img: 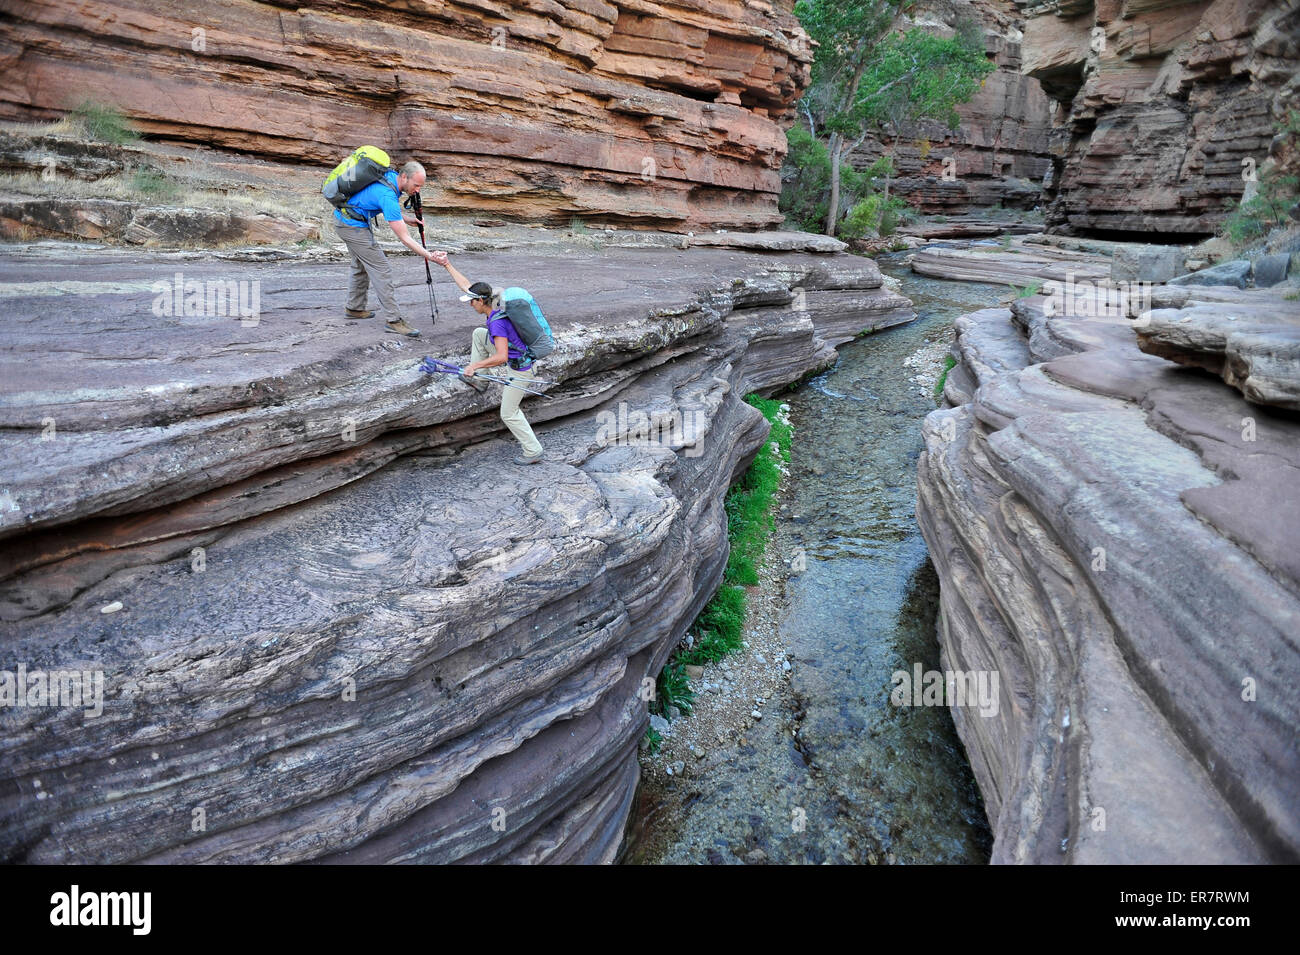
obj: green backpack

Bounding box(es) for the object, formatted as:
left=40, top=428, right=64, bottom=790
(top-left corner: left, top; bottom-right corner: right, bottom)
left=322, top=146, right=397, bottom=220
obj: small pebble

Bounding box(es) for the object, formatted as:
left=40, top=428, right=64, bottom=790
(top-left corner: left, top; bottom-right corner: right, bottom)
left=100, top=601, right=123, bottom=614
left=751, top=709, right=763, bottom=720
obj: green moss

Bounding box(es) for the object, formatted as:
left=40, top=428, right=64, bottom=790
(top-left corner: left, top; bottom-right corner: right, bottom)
left=934, top=354, right=956, bottom=399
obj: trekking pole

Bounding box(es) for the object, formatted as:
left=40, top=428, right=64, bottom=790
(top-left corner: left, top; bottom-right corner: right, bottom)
left=418, top=357, right=555, bottom=399
left=407, top=192, right=438, bottom=327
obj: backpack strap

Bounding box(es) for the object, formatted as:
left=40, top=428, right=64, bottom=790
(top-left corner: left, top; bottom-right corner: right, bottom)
left=341, top=172, right=400, bottom=223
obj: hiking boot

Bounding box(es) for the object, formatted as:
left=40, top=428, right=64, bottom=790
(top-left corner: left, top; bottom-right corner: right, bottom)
left=344, top=308, right=374, bottom=320
left=385, top=319, right=421, bottom=338
left=460, top=373, right=489, bottom=393
left=513, top=450, right=544, bottom=465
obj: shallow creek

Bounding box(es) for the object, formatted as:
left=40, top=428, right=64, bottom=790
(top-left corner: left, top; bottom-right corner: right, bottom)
left=622, top=254, right=1009, bottom=864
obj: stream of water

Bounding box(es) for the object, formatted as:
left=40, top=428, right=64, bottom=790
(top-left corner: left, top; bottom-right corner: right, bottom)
left=623, top=254, right=1009, bottom=864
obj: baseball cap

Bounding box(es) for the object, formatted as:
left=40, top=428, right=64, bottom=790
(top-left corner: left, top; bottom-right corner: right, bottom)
left=461, top=281, right=493, bottom=302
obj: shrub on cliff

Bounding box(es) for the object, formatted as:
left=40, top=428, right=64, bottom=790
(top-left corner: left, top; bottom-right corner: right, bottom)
left=787, top=0, right=995, bottom=236
left=68, top=100, right=139, bottom=145
left=1222, top=110, right=1300, bottom=247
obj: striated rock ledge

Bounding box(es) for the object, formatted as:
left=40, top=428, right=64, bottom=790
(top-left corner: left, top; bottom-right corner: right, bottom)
left=916, top=269, right=1300, bottom=862
left=0, top=243, right=912, bottom=863
left=1020, top=0, right=1300, bottom=237
left=0, top=0, right=813, bottom=230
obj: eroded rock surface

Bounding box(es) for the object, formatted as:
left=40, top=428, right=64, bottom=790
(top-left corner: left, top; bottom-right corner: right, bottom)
left=0, top=243, right=912, bottom=863
left=1022, top=0, right=1300, bottom=236
left=917, top=274, right=1300, bottom=863
left=0, top=0, right=814, bottom=230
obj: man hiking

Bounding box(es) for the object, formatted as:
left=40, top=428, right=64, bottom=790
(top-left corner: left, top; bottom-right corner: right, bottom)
left=334, top=160, right=435, bottom=338
left=431, top=251, right=545, bottom=465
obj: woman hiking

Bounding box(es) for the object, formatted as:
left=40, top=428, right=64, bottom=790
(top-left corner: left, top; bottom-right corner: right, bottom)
left=431, top=251, right=545, bottom=465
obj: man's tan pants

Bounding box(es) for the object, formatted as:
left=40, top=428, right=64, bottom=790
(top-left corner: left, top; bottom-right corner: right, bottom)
left=335, top=219, right=407, bottom=323
left=472, top=327, right=543, bottom=458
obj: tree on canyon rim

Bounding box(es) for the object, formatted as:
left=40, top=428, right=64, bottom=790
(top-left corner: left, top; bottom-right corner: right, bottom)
left=792, top=0, right=995, bottom=236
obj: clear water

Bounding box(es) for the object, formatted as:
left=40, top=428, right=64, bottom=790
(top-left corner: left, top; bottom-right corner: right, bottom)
left=624, top=253, right=1009, bottom=864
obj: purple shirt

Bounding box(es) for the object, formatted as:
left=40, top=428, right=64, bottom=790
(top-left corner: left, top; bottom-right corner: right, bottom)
left=486, top=311, right=532, bottom=368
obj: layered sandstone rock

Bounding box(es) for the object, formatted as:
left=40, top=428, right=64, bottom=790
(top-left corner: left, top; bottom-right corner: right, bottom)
left=0, top=242, right=912, bottom=863
left=917, top=271, right=1300, bottom=862
left=0, top=0, right=813, bottom=230
left=1020, top=0, right=1300, bottom=237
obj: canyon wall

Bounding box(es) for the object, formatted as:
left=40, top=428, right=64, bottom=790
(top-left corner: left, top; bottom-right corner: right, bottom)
left=914, top=245, right=1300, bottom=862
left=0, top=0, right=813, bottom=229
left=849, top=0, right=1055, bottom=214
left=0, top=243, right=912, bottom=863
left=1020, top=0, right=1300, bottom=237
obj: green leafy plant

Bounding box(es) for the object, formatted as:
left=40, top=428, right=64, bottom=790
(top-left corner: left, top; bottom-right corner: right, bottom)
left=69, top=100, right=139, bottom=145
left=841, top=187, right=908, bottom=240
left=1010, top=281, right=1043, bottom=298
left=654, top=661, right=695, bottom=718
left=644, top=727, right=663, bottom=755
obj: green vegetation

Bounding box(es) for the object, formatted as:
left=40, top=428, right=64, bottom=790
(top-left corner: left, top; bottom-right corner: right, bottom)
left=643, top=726, right=663, bottom=755
left=1222, top=110, right=1300, bottom=247
left=934, top=354, right=956, bottom=399
left=785, top=0, right=995, bottom=237
left=655, top=660, right=695, bottom=717
left=69, top=100, right=139, bottom=145
left=649, top=395, right=793, bottom=726
left=130, top=167, right=178, bottom=200
left=1010, top=281, right=1043, bottom=298
left=841, top=175, right=910, bottom=240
